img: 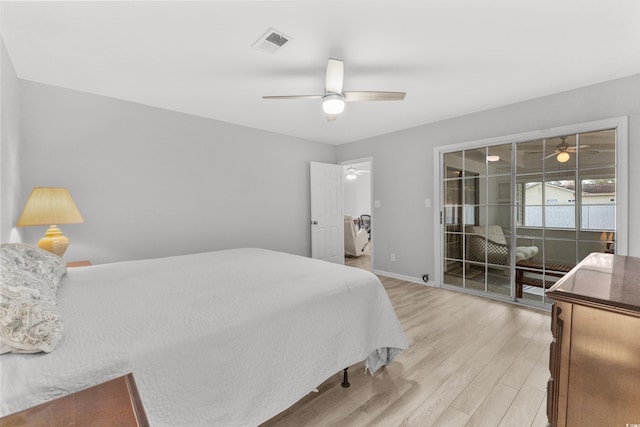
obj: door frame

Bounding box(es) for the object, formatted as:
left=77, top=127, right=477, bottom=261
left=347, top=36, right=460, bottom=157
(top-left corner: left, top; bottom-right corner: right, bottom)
left=339, top=156, right=374, bottom=271
left=433, top=117, right=628, bottom=304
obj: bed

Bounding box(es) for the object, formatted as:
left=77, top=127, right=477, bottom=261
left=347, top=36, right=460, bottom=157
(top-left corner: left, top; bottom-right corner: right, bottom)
left=0, top=245, right=407, bottom=426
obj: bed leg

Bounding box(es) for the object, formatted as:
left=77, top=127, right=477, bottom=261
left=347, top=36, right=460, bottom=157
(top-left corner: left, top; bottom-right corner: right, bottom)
left=341, top=368, right=350, bottom=388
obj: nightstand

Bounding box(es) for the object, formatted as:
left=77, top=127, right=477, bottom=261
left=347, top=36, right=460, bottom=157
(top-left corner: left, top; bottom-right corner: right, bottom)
left=0, top=373, right=149, bottom=426
left=66, top=260, right=92, bottom=267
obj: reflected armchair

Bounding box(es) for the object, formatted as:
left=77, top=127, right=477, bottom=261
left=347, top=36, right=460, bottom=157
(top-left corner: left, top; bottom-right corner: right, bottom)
left=466, top=225, right=538, bottom=265
left=344, top=215, right=369, bottom=257
left=360, top=214, right=371, bottom=240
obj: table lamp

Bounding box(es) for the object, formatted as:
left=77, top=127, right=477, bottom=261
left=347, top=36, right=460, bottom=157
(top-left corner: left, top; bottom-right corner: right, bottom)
left=17, top=187, right=84, bottom=257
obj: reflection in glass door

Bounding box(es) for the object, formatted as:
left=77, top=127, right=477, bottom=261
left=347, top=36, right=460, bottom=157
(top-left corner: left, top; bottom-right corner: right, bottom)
left=441, top=127, right=618, bottom=308
left=514, top=129, right=617, bottom=306
left=443, top=144, right=513, bottom=300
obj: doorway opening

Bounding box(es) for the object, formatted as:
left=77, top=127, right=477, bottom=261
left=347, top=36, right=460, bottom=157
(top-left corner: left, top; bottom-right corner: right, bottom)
left=341, top=158, right=373, bottom=272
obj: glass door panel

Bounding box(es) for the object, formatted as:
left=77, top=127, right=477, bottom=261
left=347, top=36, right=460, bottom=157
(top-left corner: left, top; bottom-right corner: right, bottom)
left=489, top=176, right=511, bottom=204
left=579, top=129, right=616, bottom=168
left=487, top=265, right=510, bottom=297
left=545, top=135, right=577, bottom=172
left=444, top=152, right=464, bottom=173
left=442, top=146, right=512, bottom=299
left=516, top=139, right=544, bottom=174
left=488, top=143, right=512, bottom=174
left=443, top=160, right=465, bottom=288
left=463, top=262, right=486, bottom=292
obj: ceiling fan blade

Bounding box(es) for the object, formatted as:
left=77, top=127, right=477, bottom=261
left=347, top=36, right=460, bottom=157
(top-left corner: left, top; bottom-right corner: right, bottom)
left=262, top=95, right=323, bottom=100
left=326, top=113, right=338, bottom=122
left=572, top=144, right=591, bottom=151
left=344, top=169, right=369, bottom=175
left=325, top=58, right=344, bottom=94
left=344, top=91, right=406, bottom=102
left=543, top=152, right=558, bottom=159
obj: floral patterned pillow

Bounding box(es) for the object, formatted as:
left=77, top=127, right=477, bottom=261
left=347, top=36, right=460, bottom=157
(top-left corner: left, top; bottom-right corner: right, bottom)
left=0, top=244, right=66, bottom=353
left=0, top=243, right=67, bottom=294
left=0, top=284, right=63, bottom=354
left=0, top=263, right=57, bottom=303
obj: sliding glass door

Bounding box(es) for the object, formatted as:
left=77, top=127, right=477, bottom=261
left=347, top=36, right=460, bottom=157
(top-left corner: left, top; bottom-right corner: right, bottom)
left=439, top=121, right=623, bottom=308
left=514, top=129, right=617, bottom=305
left=443, top=144, right=514, bottom=299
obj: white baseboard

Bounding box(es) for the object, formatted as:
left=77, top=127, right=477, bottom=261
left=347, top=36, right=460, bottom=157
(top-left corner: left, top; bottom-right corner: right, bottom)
left=373, top=270, right=435, bottom=287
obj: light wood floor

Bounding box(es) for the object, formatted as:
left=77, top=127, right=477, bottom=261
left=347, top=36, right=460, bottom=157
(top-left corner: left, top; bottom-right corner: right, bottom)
left=262, top=245, right=552, bottom=427
left=344, top=241, right=372, bottom=270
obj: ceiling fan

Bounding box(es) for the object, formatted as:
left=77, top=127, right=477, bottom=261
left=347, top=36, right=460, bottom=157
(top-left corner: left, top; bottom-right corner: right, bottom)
left=544, top=137, right=590, bottom=163
left=263, top=58, right=406, bottom=121
left=344, top=165, right=370, bottom=180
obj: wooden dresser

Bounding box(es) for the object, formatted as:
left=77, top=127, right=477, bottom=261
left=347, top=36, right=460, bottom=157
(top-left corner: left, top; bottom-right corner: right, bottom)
left=0, top=373, right=149, bottom=426
left=546, top=253, right=640, bottom=427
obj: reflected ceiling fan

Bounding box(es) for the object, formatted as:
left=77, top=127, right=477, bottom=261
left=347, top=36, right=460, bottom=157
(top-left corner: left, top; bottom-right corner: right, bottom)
left=263, top=58, right=406, bottom=121
left=544, top=137, right=591, bottom=163
left=344, top=165, right=370, bottom=180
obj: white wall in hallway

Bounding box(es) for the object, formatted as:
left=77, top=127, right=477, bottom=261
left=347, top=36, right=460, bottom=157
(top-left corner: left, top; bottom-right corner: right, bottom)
left=343, top=161, right=371, bottom=220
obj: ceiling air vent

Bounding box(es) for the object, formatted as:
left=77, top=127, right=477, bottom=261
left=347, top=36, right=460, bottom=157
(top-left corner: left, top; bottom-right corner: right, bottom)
left=252, top=28, right=293, bottom=54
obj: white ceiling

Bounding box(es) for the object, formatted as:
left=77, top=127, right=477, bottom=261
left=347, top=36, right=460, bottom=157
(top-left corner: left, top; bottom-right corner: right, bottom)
left=2, top=1, right=639, bottom=145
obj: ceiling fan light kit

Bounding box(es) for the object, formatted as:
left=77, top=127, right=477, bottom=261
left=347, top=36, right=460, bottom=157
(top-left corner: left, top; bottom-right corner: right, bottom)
left=263, top=58, right=405, bottom=121
left=556, top=151, right=571, bottom=163
left=343, top=165, right=370, bottom=180
left=541, top=136, right=591, bottom=163
left=322, top=93, right=345, bottom=114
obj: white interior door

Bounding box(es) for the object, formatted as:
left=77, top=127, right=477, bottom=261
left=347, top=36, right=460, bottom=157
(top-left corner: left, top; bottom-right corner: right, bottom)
left=310, top=161, right=344, bottom=263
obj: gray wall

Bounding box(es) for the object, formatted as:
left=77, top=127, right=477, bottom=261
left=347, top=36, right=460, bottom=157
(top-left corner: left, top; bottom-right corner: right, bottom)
left=337, top=74, right=640, bottom=283
left=0, top=39, right=22, bottom=243
left=6, top=61, right=639, bottom=279
left=18, top=81, right=335, bottom=264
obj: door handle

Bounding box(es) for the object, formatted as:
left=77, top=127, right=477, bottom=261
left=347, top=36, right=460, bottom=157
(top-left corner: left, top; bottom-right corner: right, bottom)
left=311, top=220, right=318, bottom=225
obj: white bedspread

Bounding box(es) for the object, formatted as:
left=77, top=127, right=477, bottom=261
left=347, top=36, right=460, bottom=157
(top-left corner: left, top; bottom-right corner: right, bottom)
left=0, top=248, right=406, bottom=426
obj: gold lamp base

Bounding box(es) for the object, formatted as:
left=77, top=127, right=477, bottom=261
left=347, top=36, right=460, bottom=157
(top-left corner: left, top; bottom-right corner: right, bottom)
left=38, top=225, right=70, bottom=257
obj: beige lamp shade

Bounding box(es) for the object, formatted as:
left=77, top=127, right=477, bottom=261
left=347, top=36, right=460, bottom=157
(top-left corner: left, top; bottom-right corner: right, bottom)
left=17, top=187, right=84, bottom=256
